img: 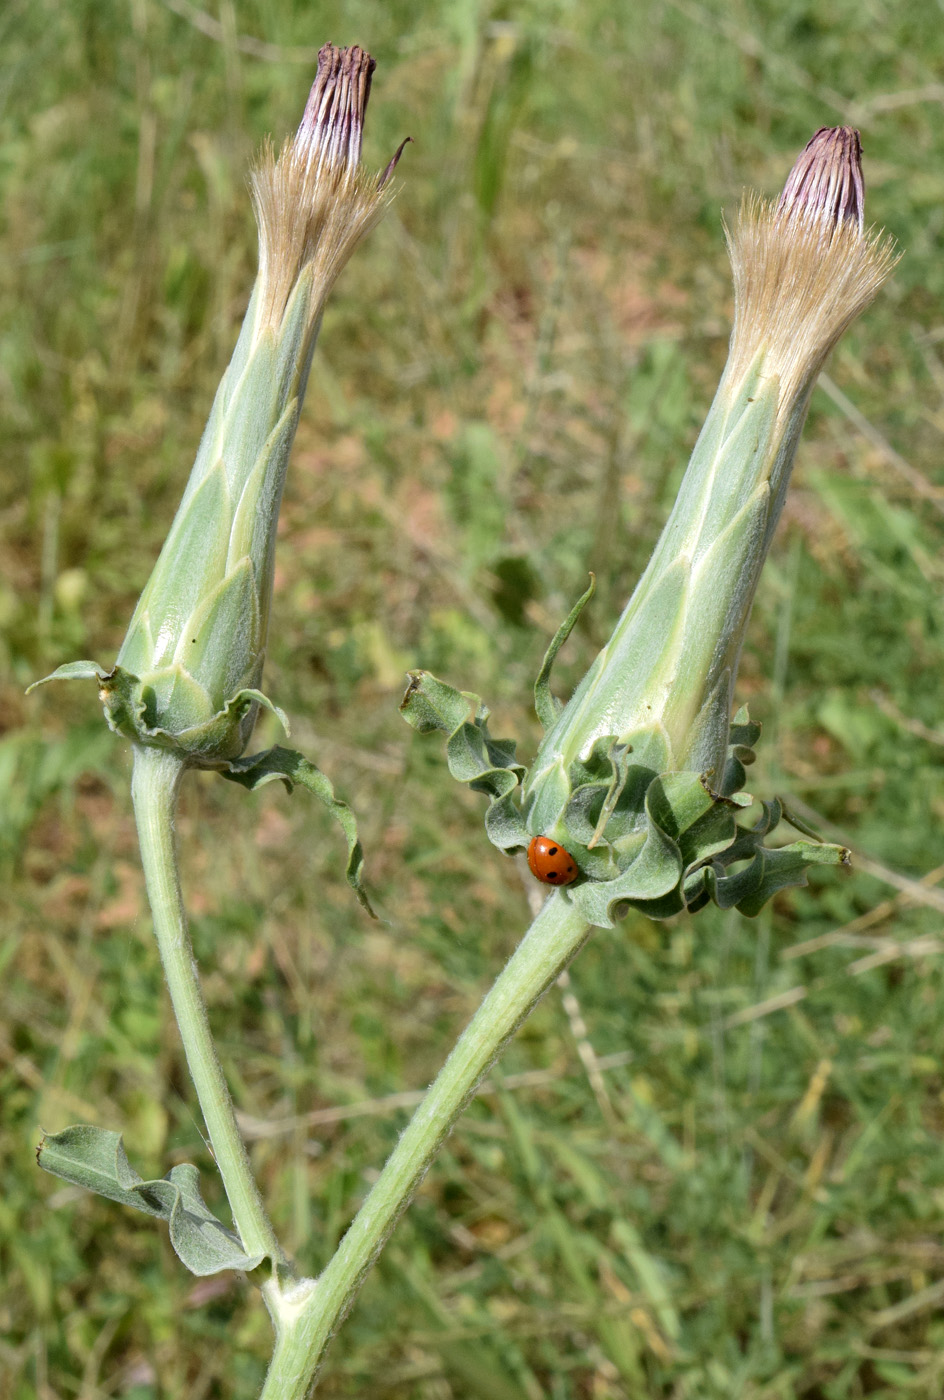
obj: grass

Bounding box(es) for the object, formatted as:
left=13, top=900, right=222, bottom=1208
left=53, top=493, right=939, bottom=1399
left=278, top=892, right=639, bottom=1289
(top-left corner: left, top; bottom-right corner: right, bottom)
left=3, top=0, right=944, bottom=1395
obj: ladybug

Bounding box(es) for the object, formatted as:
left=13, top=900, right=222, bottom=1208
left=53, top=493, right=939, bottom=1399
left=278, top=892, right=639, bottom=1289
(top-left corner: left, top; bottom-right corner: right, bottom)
left=527, top=835, right=578, bottom=886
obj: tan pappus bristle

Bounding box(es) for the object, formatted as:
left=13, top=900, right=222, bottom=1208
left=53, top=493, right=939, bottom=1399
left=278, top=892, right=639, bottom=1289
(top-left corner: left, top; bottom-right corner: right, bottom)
left=250, top=145, right=387, bottom=335
left=248, top=43, right=390, bottom=338
left=724, top=196, right=898, bottom=422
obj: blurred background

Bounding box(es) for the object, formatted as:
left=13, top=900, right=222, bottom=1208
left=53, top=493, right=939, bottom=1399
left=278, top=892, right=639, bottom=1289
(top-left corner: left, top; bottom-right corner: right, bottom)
left=3, top=1, right=944, bottom=1395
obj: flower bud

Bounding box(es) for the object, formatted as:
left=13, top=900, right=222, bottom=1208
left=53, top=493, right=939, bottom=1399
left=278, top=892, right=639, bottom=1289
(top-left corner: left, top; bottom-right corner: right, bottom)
left=398, top=130, right=895, bottom=920
left=37, top=46, right=394, bottom=764
left=388, top=129, right=886, bottom=922
left=510, top=128, right=896, bottom=918
left=530, top=128, right=895, bottom=801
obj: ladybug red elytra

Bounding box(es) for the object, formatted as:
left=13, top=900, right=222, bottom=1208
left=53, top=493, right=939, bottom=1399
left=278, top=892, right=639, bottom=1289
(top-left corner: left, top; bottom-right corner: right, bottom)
left=527, top=835, right=578, bottom=886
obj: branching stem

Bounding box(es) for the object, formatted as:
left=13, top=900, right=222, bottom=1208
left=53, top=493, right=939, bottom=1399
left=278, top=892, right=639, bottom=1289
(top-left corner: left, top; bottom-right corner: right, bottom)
left=132, top=741, right=590, bottom=1397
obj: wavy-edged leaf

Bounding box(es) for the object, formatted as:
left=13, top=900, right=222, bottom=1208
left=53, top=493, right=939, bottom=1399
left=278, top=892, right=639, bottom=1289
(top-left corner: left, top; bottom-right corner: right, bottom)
left=221, top=745, right=373, bottom=915
left=401, top=670, right=840, bottom=924
left=400, top=670, right=475, bottom=736
left=484, top=791, right=530, bottom=851
left=400, top=671, right=527, bottom=834
left=36, top=1125, right=264, bottom=1277
left=705, top=797, right=851, bottom=916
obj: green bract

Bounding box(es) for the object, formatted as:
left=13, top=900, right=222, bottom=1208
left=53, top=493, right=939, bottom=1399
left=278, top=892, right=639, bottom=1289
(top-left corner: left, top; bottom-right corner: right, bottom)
left=403, top=127, right=895, bottom=927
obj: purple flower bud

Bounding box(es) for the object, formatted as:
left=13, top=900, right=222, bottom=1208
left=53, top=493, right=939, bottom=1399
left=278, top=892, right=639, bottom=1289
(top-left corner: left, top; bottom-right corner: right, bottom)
left=776, top=126, right=865, bottom=233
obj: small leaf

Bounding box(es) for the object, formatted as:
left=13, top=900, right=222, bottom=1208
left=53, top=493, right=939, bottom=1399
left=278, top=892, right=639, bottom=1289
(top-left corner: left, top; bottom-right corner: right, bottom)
left=719, top=751, right=749, bottom=796
left=586, top=740, right=633, bottom=848
left=99, top=665, right=147, bottom=742
left=221, top=745, right=373, bottom=915
left=444, top=720, right=524, bottom=797
left=400, top=671, right=473, bottom=736
left=732, top=841, right=850, bottom=917
left=484, top=791, right=530, bottom=851
left=729, top=705, right=761, bottom=748
left=133, top=683, right=287, bottom=765
left=646, top=771, right=718, bottom=844
left=400, top=671, right=528, bottom=850
left=707, top=840, right=849, bottom=916
left=705, top=799, right=851, bottom=916
left=36, top=1125, right=264, bottom=1277
left=26, top=660, right=109, bottom=693
left=524, top=758, right=573, bottom=841
left=225, top=688, right=290, bottom=738
left=570, top=781, right=684, bottom=929
left=534, top=575, right=595, bottom=731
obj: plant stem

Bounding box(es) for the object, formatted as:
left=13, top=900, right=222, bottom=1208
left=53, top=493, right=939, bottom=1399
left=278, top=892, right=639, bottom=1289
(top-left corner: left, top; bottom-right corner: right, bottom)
left=131, top=743, right=285, bottom=1270
left=259, top=891, right=591, bottom=1398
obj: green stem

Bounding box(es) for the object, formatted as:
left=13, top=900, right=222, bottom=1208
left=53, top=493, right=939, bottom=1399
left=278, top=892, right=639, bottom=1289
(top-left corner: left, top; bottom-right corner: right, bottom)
left=131, top=743, right=285, bottom=1269
left=259, top=892, right=591, bottom=1398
